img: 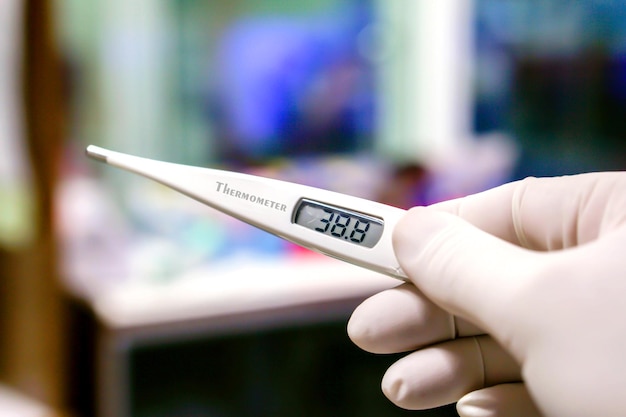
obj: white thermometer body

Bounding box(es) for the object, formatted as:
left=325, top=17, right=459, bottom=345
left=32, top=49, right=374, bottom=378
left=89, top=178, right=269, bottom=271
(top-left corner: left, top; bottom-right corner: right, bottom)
left=86, top=146, right=408, bottom=280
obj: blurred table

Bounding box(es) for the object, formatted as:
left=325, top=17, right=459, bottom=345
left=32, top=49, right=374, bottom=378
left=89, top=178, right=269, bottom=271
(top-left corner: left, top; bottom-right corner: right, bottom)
left=65, top=255, right=399, bottom=417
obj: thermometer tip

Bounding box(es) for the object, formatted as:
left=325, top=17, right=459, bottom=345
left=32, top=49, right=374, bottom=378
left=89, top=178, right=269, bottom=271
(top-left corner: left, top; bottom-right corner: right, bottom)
left=85, top=145, right=109, bottom=163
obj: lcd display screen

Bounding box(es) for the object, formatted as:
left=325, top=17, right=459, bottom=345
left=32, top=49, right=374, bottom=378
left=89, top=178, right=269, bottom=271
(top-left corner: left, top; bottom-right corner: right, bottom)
left=293, top=199, right=384, bottom=248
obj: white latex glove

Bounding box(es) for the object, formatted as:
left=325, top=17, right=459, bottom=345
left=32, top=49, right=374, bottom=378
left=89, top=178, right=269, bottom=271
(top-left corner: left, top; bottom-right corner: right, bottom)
left=348, top=172, right=626, bottom=417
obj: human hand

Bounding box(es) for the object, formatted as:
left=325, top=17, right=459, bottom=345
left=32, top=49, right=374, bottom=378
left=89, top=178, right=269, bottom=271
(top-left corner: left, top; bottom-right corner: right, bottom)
left=348, top=172, right=626, bottom=417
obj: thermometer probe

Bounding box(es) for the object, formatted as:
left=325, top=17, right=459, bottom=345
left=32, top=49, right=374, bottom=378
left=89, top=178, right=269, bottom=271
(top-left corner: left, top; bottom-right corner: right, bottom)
left=86, top=146, right=408, bottom=280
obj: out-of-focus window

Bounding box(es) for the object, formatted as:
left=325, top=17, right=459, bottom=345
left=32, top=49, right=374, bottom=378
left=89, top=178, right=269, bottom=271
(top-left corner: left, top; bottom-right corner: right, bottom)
left=473, top=0, right=626, bottom=175
left=55, top=0, right=377, bottom=165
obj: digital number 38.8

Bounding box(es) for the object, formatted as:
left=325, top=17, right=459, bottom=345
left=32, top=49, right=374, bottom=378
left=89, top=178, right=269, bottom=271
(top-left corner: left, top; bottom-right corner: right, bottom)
left=315, top=208, right=370, bottom=243
left=293, top=199, right=384, bottom=248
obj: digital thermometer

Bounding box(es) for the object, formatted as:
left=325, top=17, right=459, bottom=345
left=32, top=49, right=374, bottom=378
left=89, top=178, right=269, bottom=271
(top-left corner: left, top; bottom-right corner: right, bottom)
left=86, top=146, right=408, bottom=280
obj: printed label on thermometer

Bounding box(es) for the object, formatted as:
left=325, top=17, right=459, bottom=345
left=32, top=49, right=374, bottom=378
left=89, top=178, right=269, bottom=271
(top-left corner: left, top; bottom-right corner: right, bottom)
left=293, top=199, right=384, bottom=248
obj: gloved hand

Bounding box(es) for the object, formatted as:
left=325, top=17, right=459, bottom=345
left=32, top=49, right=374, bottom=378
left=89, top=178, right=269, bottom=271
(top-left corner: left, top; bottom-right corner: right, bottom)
left=348, top=172, right=626, bottom=417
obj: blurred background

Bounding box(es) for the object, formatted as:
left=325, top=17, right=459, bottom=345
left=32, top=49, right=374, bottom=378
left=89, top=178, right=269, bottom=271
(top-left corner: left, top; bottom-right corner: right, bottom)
left=1, top=0, right=625, bottom=416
